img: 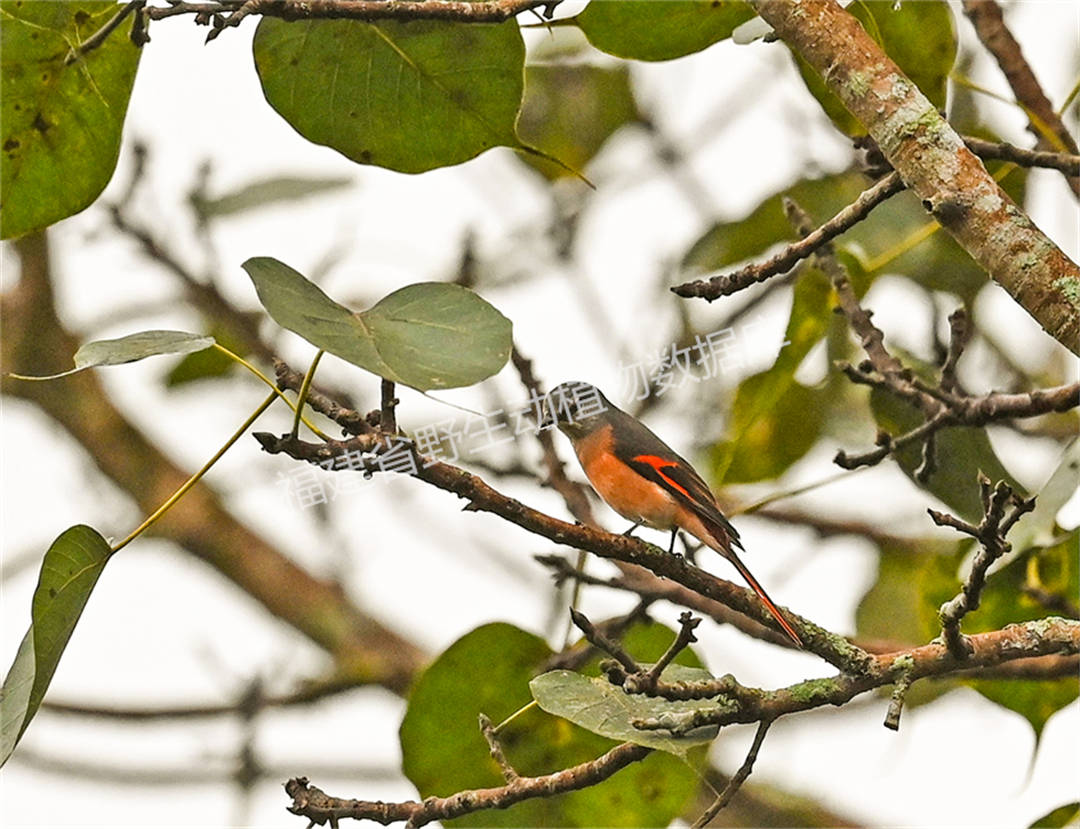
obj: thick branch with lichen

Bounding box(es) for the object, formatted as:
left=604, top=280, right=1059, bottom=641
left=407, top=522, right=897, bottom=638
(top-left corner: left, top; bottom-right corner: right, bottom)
left=748, top=0, right=1080, bottom=354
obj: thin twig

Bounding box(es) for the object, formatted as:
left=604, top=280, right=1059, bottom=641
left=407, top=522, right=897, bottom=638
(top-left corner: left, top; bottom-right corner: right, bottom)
left=65, top=1, right=144, bottom=65
left=963, top=136, right=1080, bottom=176
left=671, top=172, right=904, bottom=300
left=284, top=743, right=651, bottom=828
left=691, top=720, right=772, bottom=828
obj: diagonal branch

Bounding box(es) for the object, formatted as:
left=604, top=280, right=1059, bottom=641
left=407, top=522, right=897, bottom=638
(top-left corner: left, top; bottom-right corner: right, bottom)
left=749, top=0, right=1080, bottom=354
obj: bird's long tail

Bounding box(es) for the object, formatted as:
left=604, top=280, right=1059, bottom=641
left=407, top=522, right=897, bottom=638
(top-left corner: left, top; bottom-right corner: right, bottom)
left=723, top=547, right=803, bottom=647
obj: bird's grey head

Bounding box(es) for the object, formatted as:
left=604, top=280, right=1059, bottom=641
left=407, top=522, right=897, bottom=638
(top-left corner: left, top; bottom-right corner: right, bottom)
left=543, top=381, right=613, bottom=439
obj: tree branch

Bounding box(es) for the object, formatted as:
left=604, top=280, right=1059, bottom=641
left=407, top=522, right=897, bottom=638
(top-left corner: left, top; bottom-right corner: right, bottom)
left=284, top=742, right=652, bottom=828
left=750, top=0, right=1080, bottom=354
left=961, top=0, right=1080, bottom=196
left=672, top=171, right=904, bottom=300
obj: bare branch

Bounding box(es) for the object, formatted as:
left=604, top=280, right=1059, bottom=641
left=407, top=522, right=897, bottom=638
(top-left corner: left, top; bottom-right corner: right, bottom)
left=930, top=476, right=1037, bottom=658
left=284, top=742, right=652, bottom=828
left=671, top=172, right=904, bottom=300
left=691, top=720, right=772, bottom=829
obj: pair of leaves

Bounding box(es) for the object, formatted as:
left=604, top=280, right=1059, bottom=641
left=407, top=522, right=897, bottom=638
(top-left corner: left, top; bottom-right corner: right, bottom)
left=242, top=257, right=511, bottom=391
left=400, top=621, right=710, bottom=827
left=0, top=0, right=141, bottom=239
left=1, top=526, right=112, bottom=766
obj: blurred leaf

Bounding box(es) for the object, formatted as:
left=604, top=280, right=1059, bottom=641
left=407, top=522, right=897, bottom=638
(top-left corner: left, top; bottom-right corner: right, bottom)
left=253, top=18, right=526, bottom=173
left=531, top=664, right=719, bottom=759
left=191, top=175, right=352, bottom=222
left=400, top=622, right=700, bottom=827
left=10, top=330, right=215, bottom=381
left=710, top=266, right=835, bottom=484
left=869, top=377, right=1023, bottom=522
left=165, top=326, right=248, bottom=388
left=792, top=0, right=957, bottom=137
left=242, top=257, right=511, bottom=391
left=517, top=63, right=638, bottom=180
left=1, top=1, right=141, bottom=239
left=575, top=0, right=754, bottom=62
left=1008, top=439, right=1080, bottom=554
left=1, top=525, right=111, bottom=766
left=1030, top=802, right=1080, bottom=828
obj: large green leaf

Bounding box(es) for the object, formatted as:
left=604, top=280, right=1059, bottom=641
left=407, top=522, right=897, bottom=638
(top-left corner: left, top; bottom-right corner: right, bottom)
left=793, top=0, right=957, bottom=137
left=517, top=63, right=638, bottom=181
left=575, top=0, right=754, bottom=62
left=1, top=0, right=141, bottom=239
left=399, top=622, right=700, bottom=827
left=1, top=525, right=111, bottom=766
left=530, top=664, right=720, bottom=759
left=9, top=330, right=216, bottom=381
left=253, top=17, right=526, bottom=173
left=710, top=264, right=837, bottom=484
left=242, top=257, right=512, bottom=390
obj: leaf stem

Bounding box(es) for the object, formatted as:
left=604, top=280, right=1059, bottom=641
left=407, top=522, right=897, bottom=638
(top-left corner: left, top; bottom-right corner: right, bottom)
left=492, top=700, right=538, bottom=735
left=212, top=344, right=330, bottom=440
left=110, top=391, right=278, bottom=555
left=291, top=350, right=326, bottom=440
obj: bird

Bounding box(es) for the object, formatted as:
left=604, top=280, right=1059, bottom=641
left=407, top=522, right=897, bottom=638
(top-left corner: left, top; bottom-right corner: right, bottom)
left=544, top=381, right=802, bottom=646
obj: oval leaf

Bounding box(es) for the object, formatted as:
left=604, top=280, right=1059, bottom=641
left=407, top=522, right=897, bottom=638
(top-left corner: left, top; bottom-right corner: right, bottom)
left=1, top=1, right=141, bottom=239
left=576, top=0, right=754, bottom=62
left=517, top=63, right=639, bottom=181
left=253, top=17, right=525, bottom=173
left=9, top=330, right=216, bottom=381
left=1, top=525, right=111, bottom=766
left=400, top=622, right=700, bottom=827
left=242, top=256, right=512, bottom=390
left=530, top=664, right=720, bottom=759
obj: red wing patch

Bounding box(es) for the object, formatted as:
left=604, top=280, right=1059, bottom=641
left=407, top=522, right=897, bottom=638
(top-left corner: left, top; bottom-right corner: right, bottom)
left=632, top=454, right=691, bottom=498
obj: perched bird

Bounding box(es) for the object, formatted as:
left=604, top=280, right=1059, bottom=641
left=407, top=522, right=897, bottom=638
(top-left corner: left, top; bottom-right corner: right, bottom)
left=544, top=381, right=802, bottom=646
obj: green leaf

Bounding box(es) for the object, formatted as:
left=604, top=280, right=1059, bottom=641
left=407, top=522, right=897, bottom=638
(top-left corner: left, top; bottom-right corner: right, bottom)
left=164, top=325, right=248, bottom=388
left=517, top=63, right=638, bottom=181
left=576, top=0, right=755, bottom=62
left=1, top=525, right=111, bottom=766
left=190, top=175, right=353, bottom=222
left=242, top=257, right=512, bottom=391
left=9, top=330, right=216, bottom=381
left=1030, top=802, right=1080, bottom=828
left=400, top=622, right=700, bottom=827
left=709, top=265, right=837, bottom=484
left=531, top=664, right=720, bottom=759
left=253, top=17, right=525, bottom=173
left=793, top=0, right=957, bottom=137
left=1, top=1, right=141, bottom=239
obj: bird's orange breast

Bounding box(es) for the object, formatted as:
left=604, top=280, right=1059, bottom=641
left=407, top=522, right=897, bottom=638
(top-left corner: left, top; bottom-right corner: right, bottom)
left=574, top=424, right=680, bottom=529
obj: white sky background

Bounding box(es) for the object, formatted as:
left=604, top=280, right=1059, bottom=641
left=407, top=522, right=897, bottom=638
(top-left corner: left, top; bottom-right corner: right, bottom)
left=2, top=1, right=1079, bottom=827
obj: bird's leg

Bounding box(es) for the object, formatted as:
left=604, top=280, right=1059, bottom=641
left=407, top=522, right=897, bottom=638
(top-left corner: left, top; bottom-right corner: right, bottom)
left=622, top=522, right=642, bottom=537
left=668, top=529, right=679, bottom=556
